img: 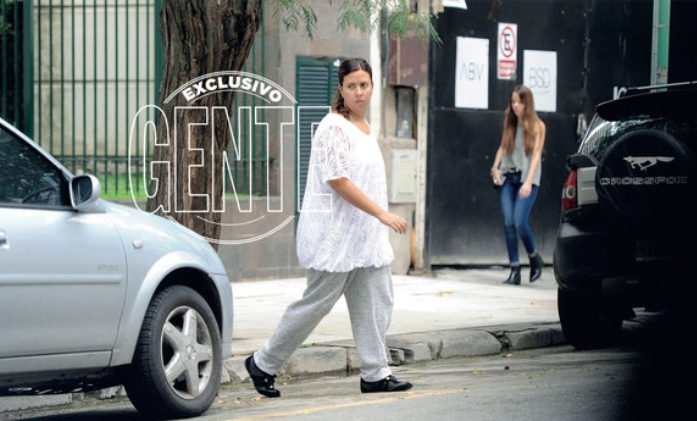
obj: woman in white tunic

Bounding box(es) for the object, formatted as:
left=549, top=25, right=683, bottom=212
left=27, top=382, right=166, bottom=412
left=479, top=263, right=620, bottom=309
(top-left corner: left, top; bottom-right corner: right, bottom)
left=245, top=58, right=412, bottom=397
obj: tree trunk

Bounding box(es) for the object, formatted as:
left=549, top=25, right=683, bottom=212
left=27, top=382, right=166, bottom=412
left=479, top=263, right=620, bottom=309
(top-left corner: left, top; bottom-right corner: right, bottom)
left=146, top=0, right=262, bottom=250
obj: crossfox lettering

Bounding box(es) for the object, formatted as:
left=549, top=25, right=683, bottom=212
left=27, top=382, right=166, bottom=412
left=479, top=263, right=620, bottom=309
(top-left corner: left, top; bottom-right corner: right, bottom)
left=598, top=176, right=688, bottom=186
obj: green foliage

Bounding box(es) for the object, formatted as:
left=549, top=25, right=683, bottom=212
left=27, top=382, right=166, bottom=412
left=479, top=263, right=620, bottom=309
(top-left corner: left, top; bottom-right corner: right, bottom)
left=270, top=0, right=440, bottom=43
left=271, top=0, right=318, bottom=36
left=98, top=175, right=257, bottom=202
left=98, top=175, right=148, bottom=202
left=379, top=0, right=440, bottom=42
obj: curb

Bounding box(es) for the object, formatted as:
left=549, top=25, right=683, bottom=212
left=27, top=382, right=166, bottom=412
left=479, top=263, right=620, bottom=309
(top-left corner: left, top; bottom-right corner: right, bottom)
left=1, top=323, right=565, bottom=414
left=222, top=322, right=565, bottom=384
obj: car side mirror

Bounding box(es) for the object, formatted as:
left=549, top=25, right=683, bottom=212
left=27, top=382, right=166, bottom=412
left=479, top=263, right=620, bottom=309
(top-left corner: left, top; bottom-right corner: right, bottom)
left=70, top=174, right=101, bottom=211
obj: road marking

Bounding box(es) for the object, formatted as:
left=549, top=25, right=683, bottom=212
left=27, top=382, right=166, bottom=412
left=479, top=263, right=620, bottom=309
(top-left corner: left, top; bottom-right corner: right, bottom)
left=228, top=389, right=467, bottom=420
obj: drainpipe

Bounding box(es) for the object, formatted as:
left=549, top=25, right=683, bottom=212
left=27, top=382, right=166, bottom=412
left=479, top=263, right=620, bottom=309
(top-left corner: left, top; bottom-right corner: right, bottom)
left=651, top=0, right=670, bottom=85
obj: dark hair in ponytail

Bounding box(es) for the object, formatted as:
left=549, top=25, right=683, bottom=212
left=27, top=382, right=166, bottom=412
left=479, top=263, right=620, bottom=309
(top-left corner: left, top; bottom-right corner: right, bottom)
left=332, top=58, right=373, bottom=119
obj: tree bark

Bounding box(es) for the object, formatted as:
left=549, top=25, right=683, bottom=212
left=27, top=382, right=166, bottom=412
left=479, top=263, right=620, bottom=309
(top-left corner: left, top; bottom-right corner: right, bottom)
left=146, top=0, right=262, bottom=250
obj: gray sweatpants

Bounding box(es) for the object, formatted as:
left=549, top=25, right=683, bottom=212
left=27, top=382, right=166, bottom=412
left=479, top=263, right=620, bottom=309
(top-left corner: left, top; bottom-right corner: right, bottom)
left=254, top=265, right=394, bottom=382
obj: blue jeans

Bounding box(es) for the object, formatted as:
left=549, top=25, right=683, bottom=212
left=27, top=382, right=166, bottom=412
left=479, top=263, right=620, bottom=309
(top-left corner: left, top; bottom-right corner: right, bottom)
left=499, top=171, right=539, bottom=265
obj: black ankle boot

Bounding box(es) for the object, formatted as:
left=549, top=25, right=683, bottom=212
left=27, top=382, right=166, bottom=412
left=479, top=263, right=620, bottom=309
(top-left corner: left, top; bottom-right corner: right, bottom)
left=529, top=254, right=544, bottom=283
left=503, top=265, right=521, bottom=285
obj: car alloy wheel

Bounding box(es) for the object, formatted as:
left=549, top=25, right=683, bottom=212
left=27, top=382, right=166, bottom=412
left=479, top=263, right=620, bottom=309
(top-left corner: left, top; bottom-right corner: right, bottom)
left=124, top=285, right=222, bottom=419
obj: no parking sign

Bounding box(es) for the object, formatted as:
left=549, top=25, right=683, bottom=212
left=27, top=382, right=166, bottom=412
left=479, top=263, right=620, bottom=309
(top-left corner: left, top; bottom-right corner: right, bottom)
left=498, top=23, right=517, bottom=80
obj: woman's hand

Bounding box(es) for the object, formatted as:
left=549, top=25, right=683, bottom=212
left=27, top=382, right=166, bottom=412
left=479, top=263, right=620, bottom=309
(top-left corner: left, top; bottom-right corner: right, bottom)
left=491, top=168, right=503, bottom=186
left=377, top=212, right=408, bottom=234
left=519, top=181, right=532, bottom=199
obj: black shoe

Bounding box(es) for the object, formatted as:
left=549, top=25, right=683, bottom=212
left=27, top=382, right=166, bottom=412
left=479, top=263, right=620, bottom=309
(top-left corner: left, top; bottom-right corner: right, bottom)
left=360, top=375, right=413, bottom=393
left=529, top=254, right=544, bottom=283
left=245, top=355, right=281, bottom=398
left=503, top=266, right=521, bottom=285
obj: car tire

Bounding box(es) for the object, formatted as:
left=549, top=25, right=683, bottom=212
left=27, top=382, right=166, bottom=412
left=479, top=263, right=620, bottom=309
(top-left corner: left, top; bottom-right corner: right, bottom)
left=557, top=286, right=622, bottom=350
left=124, top=285, right=222, bottom=419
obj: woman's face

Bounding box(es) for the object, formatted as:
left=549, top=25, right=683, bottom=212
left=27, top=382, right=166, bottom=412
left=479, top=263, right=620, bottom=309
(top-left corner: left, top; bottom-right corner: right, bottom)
left=510, top=92, right=525, bottom=119
left=339, top=70, right=373, bottom=117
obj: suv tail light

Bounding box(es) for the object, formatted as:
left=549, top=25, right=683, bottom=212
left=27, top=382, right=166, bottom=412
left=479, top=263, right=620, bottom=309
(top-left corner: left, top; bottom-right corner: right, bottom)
left=561, top=170, right=578, bottom=211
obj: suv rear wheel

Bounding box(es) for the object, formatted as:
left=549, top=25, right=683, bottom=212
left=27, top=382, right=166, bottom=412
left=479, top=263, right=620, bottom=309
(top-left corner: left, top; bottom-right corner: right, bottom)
left=124, top=285, right=222, bottom=419
left=557, top=285, right=623, bottom=350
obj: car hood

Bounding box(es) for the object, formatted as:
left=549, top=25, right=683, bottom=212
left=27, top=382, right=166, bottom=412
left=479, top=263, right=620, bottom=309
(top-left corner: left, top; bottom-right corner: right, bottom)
left=99, top=200, right=226, bottom=275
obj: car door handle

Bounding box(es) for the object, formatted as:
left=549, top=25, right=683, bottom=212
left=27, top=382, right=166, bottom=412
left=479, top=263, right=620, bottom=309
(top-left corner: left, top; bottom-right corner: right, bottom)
left=0, top=229, right=8, bottom=249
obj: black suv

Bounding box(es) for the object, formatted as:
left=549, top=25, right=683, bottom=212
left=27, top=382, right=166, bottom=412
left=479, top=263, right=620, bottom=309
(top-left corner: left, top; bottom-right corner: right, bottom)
left=553, top=82, right=697, bottom=349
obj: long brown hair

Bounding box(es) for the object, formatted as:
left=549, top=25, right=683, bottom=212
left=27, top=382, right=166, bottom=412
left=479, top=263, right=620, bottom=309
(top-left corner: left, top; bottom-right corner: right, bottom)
left=332, top=58, right=373, bottom=119
left=500, top=84, right=540, bottom=155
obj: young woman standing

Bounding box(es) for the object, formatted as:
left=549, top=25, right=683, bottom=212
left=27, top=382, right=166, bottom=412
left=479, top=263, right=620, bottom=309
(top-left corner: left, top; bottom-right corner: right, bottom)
left=491, top=85, right=546, bottom=285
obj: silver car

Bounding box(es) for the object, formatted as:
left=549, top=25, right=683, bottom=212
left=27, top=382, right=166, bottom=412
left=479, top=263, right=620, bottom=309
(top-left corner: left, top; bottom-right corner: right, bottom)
left=0, top=117, right=233, bottom=419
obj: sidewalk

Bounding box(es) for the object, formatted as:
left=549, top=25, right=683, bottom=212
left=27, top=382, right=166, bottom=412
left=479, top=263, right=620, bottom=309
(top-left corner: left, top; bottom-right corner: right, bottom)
left=222, top=267, right=565, bottom=382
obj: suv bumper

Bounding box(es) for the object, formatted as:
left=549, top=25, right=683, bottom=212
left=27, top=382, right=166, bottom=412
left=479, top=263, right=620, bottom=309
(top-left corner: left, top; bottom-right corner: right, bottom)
left=554, top=221, right=690, bottom=301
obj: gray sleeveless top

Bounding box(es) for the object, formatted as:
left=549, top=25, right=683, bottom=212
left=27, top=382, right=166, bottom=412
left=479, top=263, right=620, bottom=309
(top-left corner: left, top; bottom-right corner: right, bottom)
left=499, top=126, right=541, bottom=186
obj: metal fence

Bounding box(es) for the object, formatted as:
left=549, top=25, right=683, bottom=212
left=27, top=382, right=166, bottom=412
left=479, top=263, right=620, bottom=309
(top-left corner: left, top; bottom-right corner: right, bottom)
left=0, top=0, right=30, bottom=130
left=1, top=0, right=268, bottom=200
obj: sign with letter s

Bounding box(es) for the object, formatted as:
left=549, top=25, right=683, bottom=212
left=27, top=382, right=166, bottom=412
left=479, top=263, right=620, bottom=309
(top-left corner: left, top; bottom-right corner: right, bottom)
left=523, top=50, right=557, bottom=112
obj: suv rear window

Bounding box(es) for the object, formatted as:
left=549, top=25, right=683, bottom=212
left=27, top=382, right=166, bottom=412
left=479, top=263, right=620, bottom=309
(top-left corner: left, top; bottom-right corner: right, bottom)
left=580, top=115, right=697, bottom=158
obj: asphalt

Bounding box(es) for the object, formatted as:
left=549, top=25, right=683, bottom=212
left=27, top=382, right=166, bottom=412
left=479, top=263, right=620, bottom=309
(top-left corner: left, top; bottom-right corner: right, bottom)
left=221, top=266, right=565, bottom=384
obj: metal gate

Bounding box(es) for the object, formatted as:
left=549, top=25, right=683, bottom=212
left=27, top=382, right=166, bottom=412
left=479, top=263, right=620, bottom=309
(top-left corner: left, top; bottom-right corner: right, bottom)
left=1, top=0, right=162, bottom=198
left=1, top=0, right=270, bottom=200
left=0, top=0, right=31, bottom=130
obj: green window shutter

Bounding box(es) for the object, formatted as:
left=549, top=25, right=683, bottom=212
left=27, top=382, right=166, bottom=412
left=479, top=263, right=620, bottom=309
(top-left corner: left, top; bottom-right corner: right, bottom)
left=295, top=58, right=339, bottom=210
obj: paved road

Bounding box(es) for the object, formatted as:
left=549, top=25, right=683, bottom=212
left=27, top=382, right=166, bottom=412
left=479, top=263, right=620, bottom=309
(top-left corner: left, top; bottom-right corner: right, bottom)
left=4, top=336, right=686, bottom=421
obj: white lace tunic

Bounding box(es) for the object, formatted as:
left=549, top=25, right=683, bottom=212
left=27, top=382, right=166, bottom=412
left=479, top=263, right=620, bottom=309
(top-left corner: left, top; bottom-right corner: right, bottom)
left=296, top=113, right=394, bottom=272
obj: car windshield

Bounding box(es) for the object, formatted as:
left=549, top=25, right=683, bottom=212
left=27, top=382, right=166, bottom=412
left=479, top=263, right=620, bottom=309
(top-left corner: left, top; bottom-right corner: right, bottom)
left=579, top=115, right=697, bottom=157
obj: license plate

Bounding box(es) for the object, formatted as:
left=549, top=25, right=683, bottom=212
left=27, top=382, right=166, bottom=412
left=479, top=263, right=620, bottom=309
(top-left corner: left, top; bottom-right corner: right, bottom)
left=635, top=239, right=679, bottom=262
